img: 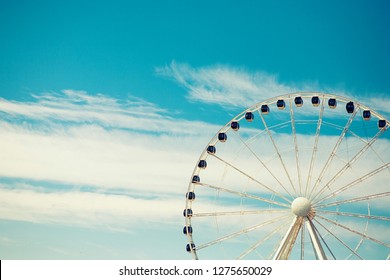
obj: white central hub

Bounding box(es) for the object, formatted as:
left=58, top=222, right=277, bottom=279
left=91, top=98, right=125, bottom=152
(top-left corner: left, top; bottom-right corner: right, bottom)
left=291, top=197, right=312, bottom=217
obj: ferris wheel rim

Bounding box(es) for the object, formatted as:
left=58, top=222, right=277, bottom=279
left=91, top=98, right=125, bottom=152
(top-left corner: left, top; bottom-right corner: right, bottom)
left=183, top=92, right=390, bottom=260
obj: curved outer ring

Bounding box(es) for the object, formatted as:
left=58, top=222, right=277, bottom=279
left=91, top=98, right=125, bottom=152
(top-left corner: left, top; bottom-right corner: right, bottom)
left=184, top=92, right=389, bottom=260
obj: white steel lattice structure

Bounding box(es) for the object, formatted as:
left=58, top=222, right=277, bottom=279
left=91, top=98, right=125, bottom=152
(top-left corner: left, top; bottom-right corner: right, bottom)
left=183, top=92, right=390, bottom=260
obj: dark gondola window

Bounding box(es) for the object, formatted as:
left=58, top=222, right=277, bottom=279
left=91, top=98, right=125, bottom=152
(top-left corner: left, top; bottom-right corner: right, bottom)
left=346, top=102, right=354, bottom=113
left=295, top=96, right=303, bottom=107
left=261, top=105, right=270, bottom=114
left=363, top=110, right=371, bottom=121
left=183, top=209, right=193, bottom=217
left=183, top=226, right=193, bottom=235
left=378, top=119, right=387, bottom=129
left=198, top=160, right=207, bottom=169
left=186, top=192, right=196, bottom=201
left=245, top=111, right=254, bottom=122
left=328, top=98, right=337, bottom=109
left=311, top=96, right=320, bottom=106
left=186, top=243, right=196, bottom=252
left=231, top=121, right=240, bottom=131
left=192, top=175, right=200, bottom=183
left=207, top=145, right=216, bottom=154
left=218, top=132, right=227, bottom=142
left=277, top=99, right=285, bottom=109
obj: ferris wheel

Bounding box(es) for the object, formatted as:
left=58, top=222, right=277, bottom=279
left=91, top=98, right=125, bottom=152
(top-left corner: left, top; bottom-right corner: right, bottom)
left=183, top=92, right=390, bottom=260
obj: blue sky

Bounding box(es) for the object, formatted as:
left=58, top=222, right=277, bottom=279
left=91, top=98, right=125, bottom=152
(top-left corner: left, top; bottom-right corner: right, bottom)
left=0, top=0, right=389, bottom=259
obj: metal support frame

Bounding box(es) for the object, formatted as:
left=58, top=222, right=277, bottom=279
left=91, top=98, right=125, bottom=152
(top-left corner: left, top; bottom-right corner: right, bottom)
left=273, top=217, right=303, bottom=260
left=273, top=217, right=328, bottom=260
left=306, top=219, right=327, bottom=260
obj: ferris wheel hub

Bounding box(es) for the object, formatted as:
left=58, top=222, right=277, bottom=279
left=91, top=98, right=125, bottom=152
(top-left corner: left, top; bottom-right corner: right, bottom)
left=291, top=197, right=312, bottom=217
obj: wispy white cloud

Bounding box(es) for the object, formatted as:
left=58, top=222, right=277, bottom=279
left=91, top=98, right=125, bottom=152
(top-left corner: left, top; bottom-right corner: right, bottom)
left=0, top=90, right=220, bottom=228
left=156, top=61, right=390, bottom=119
left=0, top=89, right=218, bottom=136
left=0, top=90, right=221, bottom=194
left=0, top=122, right=197, bottom=194
left=358, top=95, right=390, bottom=119
left=0, top=235, right=17, bottom=246
left=156, top=61, right=309, bottom=108
left=0, top=187, right=183, bottom=230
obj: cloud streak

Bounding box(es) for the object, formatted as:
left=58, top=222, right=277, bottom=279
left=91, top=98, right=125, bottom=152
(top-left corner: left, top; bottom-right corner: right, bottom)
left=0, top=90, right=220, bottom=229
left=0, top=89, right=220, bottom=136
left=0, top=186, right=183, bottom=230
left=0, top=90, right=221, bottom=193
left=156, top=61, right=309, bottom=108
left=156, top=61, right=390, bottom=119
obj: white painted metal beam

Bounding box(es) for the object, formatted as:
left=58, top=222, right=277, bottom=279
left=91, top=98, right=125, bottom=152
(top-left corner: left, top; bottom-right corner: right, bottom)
left=273, top=216, right=303, bottom=260
left=306, top=219, right=327, bottom=260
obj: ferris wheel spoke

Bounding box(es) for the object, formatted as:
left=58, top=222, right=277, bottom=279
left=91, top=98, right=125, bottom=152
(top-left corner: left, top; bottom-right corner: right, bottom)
left=313, top=218, right=363, bottom=260
left=193, top=209, right=289, bottom=218
left=289, top=98, right=303, bottom=196
left=258, top=110, right=298, bottom=196
left=237, top=222, right=288, bottom=259
left=233, top=131, right=294, bottom=201
left=316, top=192, right=390, bottom=209
left=244, top=120, right=292, bottom=146
left=323, top=120, right=388, bottom=166
left=313, top=162, right=390, bottom=206
left=316, top=209, right=390, bottom=221
left=267, top=120, right=292, bottom=131
left=311, top=128, right=386, bottom=201
left=347, top=204, right=371, bottom=260
left=316, top=214, right=390, bottom=248
left=198, top=182, right=291, bottom=208
left=308, top=108, right=359, bottom=199
left=305, top=97, right=325, bottom=197
left=319, top=203, right=370, bottom=260
left=211, top=154, right=293, bottom=203
left=195, top=214, right=291, bottom=251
